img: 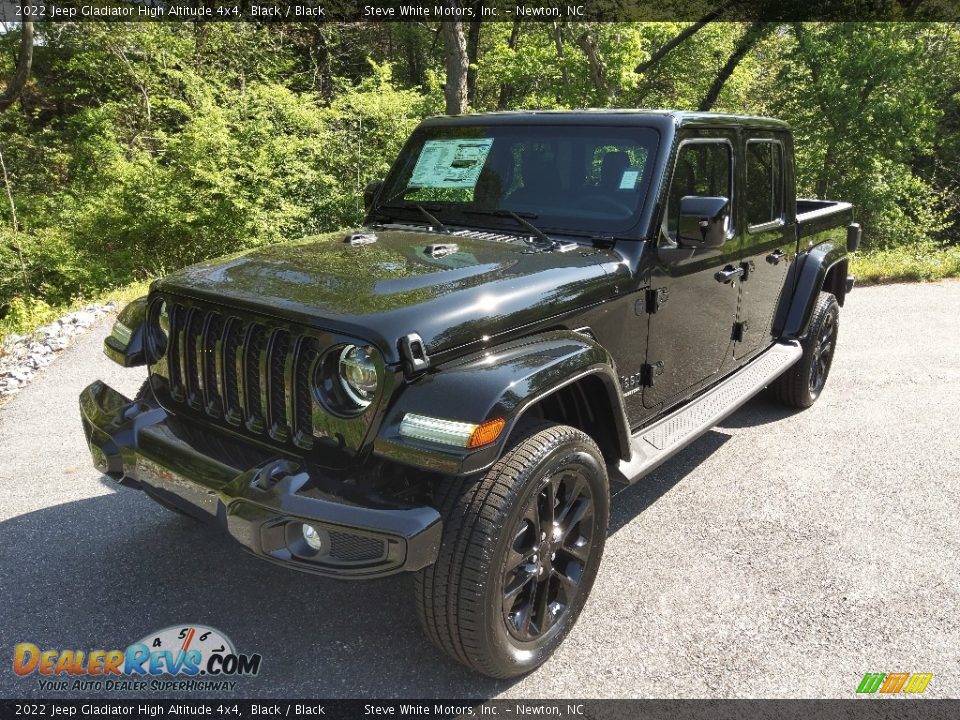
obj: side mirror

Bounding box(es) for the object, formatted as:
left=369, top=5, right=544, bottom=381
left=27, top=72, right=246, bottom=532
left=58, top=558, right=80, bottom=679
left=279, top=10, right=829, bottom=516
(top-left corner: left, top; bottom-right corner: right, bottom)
left=364, top=180, right=384, bottom=211
left=677, top=195, right=730, bottom=248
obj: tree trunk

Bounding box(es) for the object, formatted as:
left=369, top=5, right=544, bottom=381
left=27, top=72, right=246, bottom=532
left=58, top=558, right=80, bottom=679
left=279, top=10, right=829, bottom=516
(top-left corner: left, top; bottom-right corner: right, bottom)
left=316, top=26, right=334, bottom=103
left=0, top=21, right=33, bottom=114
left=441, top=18, right=469, bottom=115
left=497, top=21, right=521, bottom=110
left=552, top=22, right=569, bottom=85
left=193, top=22, right=208, bottom=74
left=404, top=25, right=427, bottom=89
left=575, top=29, right=609, bottom=97
left=698, top=23, right=775, bottom=112
left=0, top=147, right=29, bottom=296
left=466, top=20, right=481, bottom=107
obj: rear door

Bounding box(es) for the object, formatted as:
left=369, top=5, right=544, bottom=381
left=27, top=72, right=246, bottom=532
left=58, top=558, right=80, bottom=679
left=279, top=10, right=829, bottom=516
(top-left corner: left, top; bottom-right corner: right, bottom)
left=641, top=131, right=741, bottom=412
left=734, top=133, right=794, bottom=358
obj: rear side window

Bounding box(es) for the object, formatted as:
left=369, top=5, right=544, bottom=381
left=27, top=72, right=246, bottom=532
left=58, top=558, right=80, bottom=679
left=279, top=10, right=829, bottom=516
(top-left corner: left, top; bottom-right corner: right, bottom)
left=665, top=140, right=733, bottom=238
left=745, top=140, right=784, bottom=228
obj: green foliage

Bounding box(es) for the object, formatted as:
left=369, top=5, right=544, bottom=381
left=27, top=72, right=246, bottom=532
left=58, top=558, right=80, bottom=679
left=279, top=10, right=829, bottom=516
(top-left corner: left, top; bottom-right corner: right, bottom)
left=851, top=242, right=960, bottom=284
left=0, top=26, right=430, bottom=321
left=0, top=21, right=958, bottom=329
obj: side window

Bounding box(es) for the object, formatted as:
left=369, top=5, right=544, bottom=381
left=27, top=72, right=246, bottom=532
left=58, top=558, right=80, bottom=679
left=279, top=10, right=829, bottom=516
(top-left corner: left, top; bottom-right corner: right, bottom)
left=745, top=140, right=784, bottom=228
left=665, top=141, right=732, bottom=238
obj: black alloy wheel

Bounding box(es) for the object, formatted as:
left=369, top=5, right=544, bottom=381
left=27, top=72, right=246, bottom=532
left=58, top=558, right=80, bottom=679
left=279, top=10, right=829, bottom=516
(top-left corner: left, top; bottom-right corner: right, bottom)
left=809, top=307, right=837, bottom=395
left=501, top=467, right=595, bottom=642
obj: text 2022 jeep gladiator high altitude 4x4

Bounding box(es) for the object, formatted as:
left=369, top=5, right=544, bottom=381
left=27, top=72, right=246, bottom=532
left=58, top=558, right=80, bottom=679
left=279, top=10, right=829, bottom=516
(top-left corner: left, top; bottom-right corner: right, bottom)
left=81, top=111, right=859, bottom=678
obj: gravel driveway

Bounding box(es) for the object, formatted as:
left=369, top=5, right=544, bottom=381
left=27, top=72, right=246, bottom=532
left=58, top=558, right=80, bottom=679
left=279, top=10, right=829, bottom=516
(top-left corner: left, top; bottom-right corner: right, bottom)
left=1, top=281, right=958, bottom=699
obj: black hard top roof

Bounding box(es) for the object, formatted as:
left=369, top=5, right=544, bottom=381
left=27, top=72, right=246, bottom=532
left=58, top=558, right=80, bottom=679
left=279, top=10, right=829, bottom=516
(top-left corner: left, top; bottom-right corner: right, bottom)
left=421, top=109, right=790, bottom=131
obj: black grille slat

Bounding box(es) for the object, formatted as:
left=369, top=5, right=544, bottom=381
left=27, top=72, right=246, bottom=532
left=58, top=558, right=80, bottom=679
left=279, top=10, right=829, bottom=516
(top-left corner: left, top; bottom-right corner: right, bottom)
left=202, top=313, right=224, bottom=417
left=243, top=324, right=267, bottom=432
left=184, top=309, right=204, bottom=409
left=168, top=304, right=187, bottom=401
left=267, top=330, right=291, bottom=441
left=221, top=319, right=243, bottom=425
left=293, top=338, right=319, bottom=449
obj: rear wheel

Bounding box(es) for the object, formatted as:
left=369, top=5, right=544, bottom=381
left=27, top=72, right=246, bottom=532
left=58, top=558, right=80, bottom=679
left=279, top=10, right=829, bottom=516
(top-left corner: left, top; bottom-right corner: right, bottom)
left=770, top=291, right=840, bottom=408
left=415, top=422, right=609, bottom=678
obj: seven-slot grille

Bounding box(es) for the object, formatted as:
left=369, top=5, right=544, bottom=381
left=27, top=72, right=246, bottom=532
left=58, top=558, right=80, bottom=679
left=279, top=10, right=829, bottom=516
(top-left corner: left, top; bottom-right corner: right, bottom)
left=164, top=301, right=319, bottom=450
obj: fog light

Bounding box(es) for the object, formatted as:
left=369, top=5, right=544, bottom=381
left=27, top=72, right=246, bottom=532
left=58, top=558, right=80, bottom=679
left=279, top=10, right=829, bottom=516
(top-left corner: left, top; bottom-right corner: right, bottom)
left=302, top=524, right=325, bottom=551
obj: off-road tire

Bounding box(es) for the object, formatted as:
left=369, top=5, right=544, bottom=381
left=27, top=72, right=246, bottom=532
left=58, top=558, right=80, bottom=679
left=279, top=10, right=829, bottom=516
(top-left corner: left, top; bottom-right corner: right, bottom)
left=414, top=421, right=610, bottom=678
left=770, top=291, right=840, bottom=408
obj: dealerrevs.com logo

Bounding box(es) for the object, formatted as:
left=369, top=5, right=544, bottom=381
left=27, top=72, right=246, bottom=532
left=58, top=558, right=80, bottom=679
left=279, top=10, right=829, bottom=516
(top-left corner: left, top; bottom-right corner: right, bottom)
left=12, top=624, right=262, bottom=692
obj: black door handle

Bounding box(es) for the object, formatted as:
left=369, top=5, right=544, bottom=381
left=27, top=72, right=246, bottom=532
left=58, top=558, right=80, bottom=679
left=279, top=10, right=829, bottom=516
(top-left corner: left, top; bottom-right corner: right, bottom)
left=766, top=249, right=786, bottom=265
left=715, top=265, right=744, bottom=284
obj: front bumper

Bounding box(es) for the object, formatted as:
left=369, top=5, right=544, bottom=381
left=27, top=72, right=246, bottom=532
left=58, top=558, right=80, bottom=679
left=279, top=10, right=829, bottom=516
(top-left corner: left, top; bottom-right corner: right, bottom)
left=79, top=380, right=442, bottom=579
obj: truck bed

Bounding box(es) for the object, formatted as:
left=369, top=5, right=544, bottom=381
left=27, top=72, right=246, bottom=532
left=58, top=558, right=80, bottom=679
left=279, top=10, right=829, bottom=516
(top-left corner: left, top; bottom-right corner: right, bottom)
left=796, top=198, right=854, bottom=239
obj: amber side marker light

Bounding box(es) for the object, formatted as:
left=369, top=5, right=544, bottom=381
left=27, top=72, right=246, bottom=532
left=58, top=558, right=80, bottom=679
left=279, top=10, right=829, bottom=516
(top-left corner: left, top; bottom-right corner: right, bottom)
left=467, top=417, right=507, bottom=449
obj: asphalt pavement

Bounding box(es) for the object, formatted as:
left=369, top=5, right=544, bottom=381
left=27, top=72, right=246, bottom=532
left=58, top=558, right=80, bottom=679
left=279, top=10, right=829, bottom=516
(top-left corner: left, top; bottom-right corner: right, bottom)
left=1, top=280, right=958, bottom=699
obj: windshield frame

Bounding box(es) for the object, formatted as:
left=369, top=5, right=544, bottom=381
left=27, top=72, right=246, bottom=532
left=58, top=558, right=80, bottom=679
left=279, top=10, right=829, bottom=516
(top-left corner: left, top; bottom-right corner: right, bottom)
left=373, top=122, right=662, bottom=239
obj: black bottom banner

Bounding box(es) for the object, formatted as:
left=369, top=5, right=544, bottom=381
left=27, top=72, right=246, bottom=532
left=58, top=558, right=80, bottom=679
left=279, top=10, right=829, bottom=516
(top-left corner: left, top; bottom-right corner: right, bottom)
left=1, top=700, right=958, bottom=720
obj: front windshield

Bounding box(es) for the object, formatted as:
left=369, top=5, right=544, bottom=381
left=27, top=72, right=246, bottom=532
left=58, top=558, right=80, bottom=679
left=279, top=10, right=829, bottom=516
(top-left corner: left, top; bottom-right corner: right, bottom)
left=376, top=123, right=660, bottom=235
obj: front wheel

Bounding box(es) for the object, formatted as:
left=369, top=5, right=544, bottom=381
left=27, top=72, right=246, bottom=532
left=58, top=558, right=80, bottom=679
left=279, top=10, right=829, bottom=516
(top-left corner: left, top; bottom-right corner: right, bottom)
left=770, top=291, right=840, bottom=408
left=415, top=422, right=609, bottom=678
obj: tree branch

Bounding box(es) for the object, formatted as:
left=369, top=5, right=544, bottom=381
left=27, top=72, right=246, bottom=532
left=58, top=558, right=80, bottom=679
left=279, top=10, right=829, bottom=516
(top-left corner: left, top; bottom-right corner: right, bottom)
left=634, top=3, right=735, bottom=75
left=698, top=22, right=775, bottom=112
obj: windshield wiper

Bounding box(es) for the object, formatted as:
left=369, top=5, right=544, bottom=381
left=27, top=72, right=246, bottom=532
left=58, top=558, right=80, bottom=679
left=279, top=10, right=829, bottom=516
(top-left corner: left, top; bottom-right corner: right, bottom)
left=378, top=201, right=449, bottom=234
left=463, top=209, right=553, bottom=249
left=377, top=185, right=420, bottom=210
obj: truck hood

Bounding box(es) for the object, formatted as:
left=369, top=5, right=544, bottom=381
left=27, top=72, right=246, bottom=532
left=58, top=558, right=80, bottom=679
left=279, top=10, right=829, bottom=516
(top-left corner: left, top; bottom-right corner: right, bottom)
left=154, top=227, right=628, bottom=363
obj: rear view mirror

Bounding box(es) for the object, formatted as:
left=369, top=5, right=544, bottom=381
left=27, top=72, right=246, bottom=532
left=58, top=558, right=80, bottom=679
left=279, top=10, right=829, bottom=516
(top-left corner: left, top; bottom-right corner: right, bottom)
left=677, top=195, right=730, bottom=248
left=364, top=180, right=384, bottom=211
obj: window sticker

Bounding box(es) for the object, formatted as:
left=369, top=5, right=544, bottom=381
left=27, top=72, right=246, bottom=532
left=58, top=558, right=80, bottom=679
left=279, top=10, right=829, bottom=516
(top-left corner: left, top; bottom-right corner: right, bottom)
left=619, top=169, right=640, bottom=190
left=409, top=138, right=494, bottom=189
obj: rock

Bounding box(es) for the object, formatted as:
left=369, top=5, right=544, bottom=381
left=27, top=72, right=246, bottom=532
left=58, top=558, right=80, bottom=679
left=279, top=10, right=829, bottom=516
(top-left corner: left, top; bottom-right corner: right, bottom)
left=70, top=311, right=96, bottom=326
left=0, top=300, right=120, bottom=402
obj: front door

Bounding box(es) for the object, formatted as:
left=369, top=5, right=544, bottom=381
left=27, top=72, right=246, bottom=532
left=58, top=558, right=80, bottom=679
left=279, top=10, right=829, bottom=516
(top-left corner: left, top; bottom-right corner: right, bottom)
left=734, top=136, right=792, bottom=358
left=642, top=134, right=742, bottom=412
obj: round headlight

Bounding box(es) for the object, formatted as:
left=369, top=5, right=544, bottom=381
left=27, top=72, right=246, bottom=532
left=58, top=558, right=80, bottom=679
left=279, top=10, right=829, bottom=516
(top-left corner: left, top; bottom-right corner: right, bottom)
left=338, top=344, right=378, bottom=408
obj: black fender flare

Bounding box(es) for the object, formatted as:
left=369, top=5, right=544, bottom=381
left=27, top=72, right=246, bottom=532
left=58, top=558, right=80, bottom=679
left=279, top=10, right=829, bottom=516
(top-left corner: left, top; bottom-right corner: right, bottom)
left=774, top=241, right=848, bottom=340
left=103, top=296, right=148, bottom=368
left=373, top=330, right=631, bottom=476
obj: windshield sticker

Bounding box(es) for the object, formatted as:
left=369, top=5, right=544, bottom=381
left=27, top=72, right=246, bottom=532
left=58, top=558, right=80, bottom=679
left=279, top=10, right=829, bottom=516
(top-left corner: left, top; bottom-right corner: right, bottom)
left=619, top=169, right=640, bottom=190
left=410, top=138, right=494, bottom=189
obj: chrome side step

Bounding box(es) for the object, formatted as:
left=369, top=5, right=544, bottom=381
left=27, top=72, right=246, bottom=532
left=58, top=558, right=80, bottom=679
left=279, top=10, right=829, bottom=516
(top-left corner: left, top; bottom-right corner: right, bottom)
left=611, top=341, right=803, bottom=485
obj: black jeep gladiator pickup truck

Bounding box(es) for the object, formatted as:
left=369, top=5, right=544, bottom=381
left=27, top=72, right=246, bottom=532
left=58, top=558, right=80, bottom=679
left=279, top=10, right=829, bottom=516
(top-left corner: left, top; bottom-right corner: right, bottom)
left=81, top=110, right=859, bottom=678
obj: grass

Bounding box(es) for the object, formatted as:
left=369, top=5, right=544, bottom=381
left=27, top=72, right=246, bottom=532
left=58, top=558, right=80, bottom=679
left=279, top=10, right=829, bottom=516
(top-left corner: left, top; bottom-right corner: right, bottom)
left=851, top=244, right=960, bottom=284
left=0, top=280, right=151, bottom=348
